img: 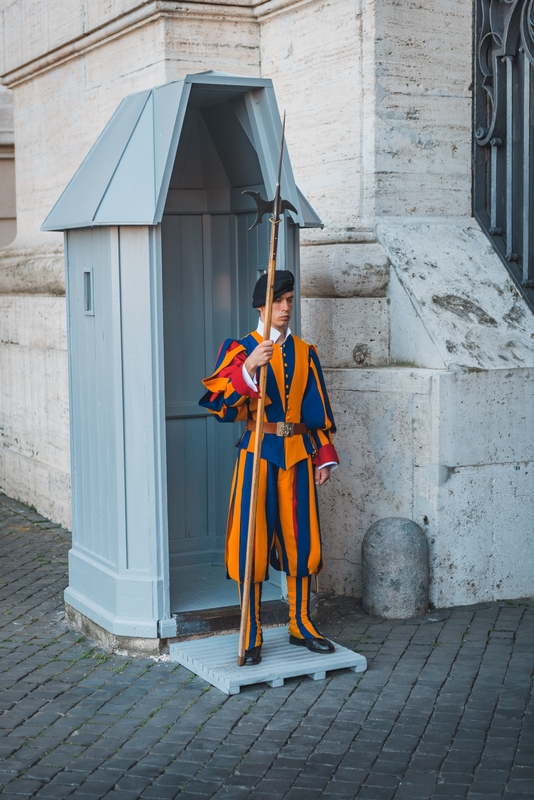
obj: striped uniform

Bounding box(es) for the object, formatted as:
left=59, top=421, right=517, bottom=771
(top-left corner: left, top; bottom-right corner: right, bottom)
left=200, top=330, right=339, bottom=648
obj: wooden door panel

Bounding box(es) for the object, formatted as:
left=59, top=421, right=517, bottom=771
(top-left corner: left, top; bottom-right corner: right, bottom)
left=162, top=212, right=277, bottom=590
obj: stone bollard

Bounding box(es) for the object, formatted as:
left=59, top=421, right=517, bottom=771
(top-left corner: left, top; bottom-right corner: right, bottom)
left=362, top=517, right=429, bottom=618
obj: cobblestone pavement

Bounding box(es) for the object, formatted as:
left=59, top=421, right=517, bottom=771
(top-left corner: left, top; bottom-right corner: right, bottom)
left=0, top=491, right=533, bottom=800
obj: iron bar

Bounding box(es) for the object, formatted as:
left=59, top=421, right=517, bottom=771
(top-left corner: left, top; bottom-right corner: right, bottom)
left=474, top=0, right=534, bottom=310
left=505, top=56, right=514, bottom=259
left=490, top=139, right=500, bottom=233
left=523, top=50, right=531, bottom=283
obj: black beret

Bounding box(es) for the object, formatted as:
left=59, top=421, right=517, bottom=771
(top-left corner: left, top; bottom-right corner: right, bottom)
left=252, top=270, right=295, bottom=308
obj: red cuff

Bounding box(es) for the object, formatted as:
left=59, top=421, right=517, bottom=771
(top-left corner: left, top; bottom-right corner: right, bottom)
left=231, top=364, right=259, bottom=398
left=312, top=443, right=339, bottom=467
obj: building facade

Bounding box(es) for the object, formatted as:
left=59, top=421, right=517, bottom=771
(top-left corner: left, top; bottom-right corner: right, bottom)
left=0, top=0, right=533, bottom=612
left=0, top=83, right=15, bottom=248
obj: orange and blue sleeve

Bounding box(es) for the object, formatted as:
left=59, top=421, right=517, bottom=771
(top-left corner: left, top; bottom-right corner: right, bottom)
left=199, top=339, right=258, bottom=422
left=305, top=346, right=339, bottom=467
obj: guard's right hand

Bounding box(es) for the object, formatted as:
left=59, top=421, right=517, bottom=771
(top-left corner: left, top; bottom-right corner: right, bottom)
left=245, top=340, right=274, bottom=376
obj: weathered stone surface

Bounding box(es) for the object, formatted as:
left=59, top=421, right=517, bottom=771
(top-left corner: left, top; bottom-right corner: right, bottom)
left=418, top=461, right=534, bottom=607
left=379, top=218, right=534, bottom=370
left=0, top=83, right=13, bottom=145
left=375, top=0, right=472, bottom=216
left=389, top=268, right=446, bottom=368
left=0, top=159, right=16, bottom=248
left=321, top=362, right=534, bottom=607
left=0, top=295, right=70, bottom=527
left=301, top=297, right=390, bottom=368
left=260, top=0, right=366, bottom=232
left=0, top=243, right=64, bottom=294
left=413, top=367, right=534, bottom=608
left=300, top=243, right=390, bottom=298
left=65, top=604, right=162, bottom=657
left=362, top=517, right=429, bottom=618
left=319, top=367, right=435, bottom=598
left=439, top=368, right=534, bottom=467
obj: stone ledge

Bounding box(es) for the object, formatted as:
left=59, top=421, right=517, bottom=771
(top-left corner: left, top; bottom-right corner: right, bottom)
left=0, top=237, right=391, bottom=297
left=300, top=226, right=377, bottom=246
left=324, top=365, right=439, bottom=394
left=300, top=242, right=390, bottom=298
left=1, top=0, right=316, bottom=87
left=0, top=242, right=65, bottom=295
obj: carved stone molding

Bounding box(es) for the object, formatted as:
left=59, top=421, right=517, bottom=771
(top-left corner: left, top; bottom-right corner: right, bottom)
left=300, top=242, right=390, bottom=299
left=0, top=0, right=318, bottom=88
left=301, top=226, right=377, bottom=247
left=0, top=243, right=65, bottom=295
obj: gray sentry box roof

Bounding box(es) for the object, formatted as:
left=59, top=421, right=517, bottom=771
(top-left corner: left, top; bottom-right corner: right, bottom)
left=42, top=71, right=322, bottom=232
left=44, top=71, right=321, bottom=641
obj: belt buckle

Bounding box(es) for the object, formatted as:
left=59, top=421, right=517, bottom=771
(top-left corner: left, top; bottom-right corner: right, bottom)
left=276, top=421, right=294, bottom=437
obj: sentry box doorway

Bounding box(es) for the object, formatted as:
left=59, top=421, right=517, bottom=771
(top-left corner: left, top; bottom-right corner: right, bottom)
left=42, top=72, right=322, bottom=644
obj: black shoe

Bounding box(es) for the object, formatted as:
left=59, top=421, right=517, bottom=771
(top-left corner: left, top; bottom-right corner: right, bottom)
left=289, top=635, right=335, bottom=654
left=244, top=645, right=262, bottom=665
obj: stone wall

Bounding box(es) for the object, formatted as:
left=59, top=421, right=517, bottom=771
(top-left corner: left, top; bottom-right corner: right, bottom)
left=261, top=0, right=368, bottom=235
left=0, top=1, right=260, bottom=527
left=0, top=295, right=70, bottom=525
left=313, top=217, right=534, bottom=607
left=374, top=0, right=472, bottom=216
left=291, top=0, right=533, bottom=605
left=1, top=0, right=533, bottom=605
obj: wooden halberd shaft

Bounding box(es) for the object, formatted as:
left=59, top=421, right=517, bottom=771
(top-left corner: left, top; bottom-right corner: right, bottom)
left=237, top=114, right=286, bottom=666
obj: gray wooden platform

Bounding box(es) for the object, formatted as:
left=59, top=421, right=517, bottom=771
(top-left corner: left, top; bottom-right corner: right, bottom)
left=169, top=627, right=367, bottom=694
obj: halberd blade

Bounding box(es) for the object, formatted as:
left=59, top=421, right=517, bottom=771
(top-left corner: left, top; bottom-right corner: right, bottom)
left=280, top=199, right=298, bottom=216
left=242, top=192, right=298, bottom=230
left=242, top=190, right=274, bottom=229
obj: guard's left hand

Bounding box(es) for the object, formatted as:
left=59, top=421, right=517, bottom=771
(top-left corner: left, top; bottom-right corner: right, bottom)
left=315, top=466, right=331, bottom=486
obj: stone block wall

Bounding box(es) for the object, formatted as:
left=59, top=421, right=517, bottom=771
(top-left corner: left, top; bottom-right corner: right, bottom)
left=321, top=366, right=437, bottom=598
left=373, top=0, right=473, bottom=216
left=260, top=0, right=368, bottom=234
left=1, top=0, right=533, bottom=607
left=0, top=1, right=260, bottom=528
left=0, top=295, right=70, bottom=525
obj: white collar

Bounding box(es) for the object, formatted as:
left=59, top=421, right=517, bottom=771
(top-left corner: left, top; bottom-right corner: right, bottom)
left=256, top=319, right=291, bottom=344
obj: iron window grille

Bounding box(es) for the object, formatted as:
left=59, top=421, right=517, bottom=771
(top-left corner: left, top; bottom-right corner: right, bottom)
left=474, top=0, right=534, bottom=312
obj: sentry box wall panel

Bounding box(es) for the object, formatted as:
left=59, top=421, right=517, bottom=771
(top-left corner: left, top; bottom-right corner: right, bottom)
left=65, top=226, right=168, bottom=637
left=43, top=72, right=322, bottom=640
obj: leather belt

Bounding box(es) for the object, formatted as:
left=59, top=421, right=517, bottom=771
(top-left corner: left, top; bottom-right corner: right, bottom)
left=246, top=420, right=308, bottom=437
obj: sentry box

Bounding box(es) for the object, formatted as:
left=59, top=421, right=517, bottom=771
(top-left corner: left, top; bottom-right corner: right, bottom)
left=42, top=72, right=321, bottom=645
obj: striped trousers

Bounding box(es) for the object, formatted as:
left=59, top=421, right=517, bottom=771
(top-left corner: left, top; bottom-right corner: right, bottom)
left=226, top=450, right=323, bottom=583
left=238, top=576, right=323, bottom=650
left=226, top=450, right=325, bottom=650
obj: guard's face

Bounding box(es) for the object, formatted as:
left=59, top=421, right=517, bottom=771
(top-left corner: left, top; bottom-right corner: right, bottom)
left=259, top=291, right=294, bottom=331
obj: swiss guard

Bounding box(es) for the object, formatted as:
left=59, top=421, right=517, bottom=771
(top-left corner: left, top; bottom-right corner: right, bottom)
left=199, top=269, right=340, bottom=665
